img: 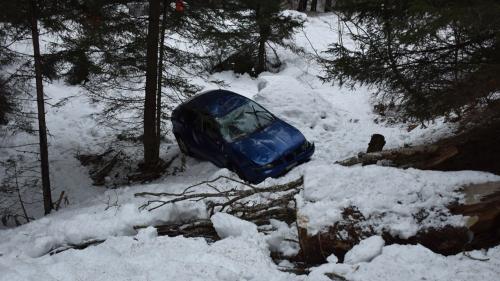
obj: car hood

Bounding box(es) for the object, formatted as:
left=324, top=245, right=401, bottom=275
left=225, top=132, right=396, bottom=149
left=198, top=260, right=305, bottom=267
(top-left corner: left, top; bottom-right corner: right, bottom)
left=230, top=119, right=306, bottom=165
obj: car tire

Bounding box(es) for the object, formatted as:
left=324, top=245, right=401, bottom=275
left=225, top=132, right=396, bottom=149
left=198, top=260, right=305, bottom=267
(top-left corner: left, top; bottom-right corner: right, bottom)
left=228, top=162, right=246, bottom=181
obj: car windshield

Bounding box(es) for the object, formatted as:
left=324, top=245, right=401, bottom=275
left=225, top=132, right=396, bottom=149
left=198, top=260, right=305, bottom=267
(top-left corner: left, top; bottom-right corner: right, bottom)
left=216, top=100, right=275, bottom=142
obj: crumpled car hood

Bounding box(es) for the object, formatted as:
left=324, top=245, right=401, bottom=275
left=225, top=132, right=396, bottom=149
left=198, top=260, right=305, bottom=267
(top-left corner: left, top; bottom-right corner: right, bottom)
left=230, top=119, right=306, bottom=165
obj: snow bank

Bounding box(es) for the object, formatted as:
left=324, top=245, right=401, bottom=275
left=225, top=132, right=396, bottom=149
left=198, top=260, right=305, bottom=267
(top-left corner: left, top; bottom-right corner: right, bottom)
left=0, top=187, right=207, bottom=258
left=0, top=234, right=293, bottom=281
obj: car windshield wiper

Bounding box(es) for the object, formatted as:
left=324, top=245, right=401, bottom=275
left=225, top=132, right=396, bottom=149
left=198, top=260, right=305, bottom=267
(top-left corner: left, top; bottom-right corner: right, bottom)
left=244, top=107, right=274, bottom=127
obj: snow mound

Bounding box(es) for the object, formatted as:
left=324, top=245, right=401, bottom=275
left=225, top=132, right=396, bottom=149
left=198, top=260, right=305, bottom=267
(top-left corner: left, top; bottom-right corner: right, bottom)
left=211, top=212, right=258, bottom=238
left=344, top=235, right=385, bottom=264
left=255, top=74, right=339, bottom=136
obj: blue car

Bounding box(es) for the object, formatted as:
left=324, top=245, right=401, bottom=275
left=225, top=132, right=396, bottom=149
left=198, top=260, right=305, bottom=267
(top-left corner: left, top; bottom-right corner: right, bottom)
left=171, top=90, right=314, bottom=184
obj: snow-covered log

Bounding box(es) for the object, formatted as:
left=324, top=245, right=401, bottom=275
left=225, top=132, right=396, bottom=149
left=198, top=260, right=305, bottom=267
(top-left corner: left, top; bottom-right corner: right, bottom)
left=297, top=181, right=500, bottom=265
left=336, top=144, right=458, bottom=169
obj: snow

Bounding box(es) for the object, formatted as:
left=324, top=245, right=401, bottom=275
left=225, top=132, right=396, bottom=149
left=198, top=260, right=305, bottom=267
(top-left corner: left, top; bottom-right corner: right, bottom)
left=1, top=13, right=500, bottom=281
left=265, top=219, right=301, bottom=257
left=344, top=236, right=385, bottom=264
left=211, top=212, right=258, bottom=238
left=0, top=235, right=293, bottom=281
left=309, top=244, right=500, bottom=281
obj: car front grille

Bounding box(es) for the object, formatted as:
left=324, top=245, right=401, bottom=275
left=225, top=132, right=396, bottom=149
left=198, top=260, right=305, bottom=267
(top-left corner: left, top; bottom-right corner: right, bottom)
left=267, top=141, right=311, bottom=168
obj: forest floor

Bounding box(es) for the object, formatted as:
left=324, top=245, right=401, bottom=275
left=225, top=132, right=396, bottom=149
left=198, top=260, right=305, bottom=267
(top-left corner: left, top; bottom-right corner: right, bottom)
left=1, top=13, right=500, bottom=281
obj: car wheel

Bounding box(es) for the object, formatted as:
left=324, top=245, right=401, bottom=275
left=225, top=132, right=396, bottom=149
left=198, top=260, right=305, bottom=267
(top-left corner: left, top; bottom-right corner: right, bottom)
left=228, top=162, right=245, bottom=181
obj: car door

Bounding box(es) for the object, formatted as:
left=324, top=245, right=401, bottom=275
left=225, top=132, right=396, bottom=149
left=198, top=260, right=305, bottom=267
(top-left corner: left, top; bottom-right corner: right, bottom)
left=194, top=114, right=226, bottom=167
left=177, top=108, right=199, bottom=149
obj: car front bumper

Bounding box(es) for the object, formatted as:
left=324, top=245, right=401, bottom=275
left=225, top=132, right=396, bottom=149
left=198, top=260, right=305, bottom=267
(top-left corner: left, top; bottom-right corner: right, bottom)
left=246, top=142, right=315, bottom=184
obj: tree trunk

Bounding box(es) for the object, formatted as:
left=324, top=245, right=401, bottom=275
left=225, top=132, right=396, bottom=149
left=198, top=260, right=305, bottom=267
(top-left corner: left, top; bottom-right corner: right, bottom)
left=325, top=0, right=333, bottom=12
left=29, top=0, right=53, bottom=215
left=143, top=0, right=161, bottom=167
left=298, top=0, right=308, bottom=11
left=156, top=0, right=167, bottom=159
left=256, top=36, right=267, bottom=75
left=310, top=0, right=317, bottom=11
left=255, top=4, right=269, bottom=75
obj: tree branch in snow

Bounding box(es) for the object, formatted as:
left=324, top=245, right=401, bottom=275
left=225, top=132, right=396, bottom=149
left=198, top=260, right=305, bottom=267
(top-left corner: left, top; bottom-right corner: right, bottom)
left=132, top=177, right=303, bottom=246
left=135, top=176, right=304, bottom=232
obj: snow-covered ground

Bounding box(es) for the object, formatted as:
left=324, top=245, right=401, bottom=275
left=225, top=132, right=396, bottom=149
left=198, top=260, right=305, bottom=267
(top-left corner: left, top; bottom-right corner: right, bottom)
left=1, top=13, right=500, bottom=281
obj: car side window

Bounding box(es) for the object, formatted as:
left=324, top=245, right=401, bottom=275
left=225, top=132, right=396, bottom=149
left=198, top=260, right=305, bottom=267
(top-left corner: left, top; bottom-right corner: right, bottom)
left=203, top=117, right=220, bottom=141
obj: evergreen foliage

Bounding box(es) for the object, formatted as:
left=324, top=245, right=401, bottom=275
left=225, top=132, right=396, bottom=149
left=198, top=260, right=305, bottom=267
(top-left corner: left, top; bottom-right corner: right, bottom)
left=323, top=0, right=500, bottom=122
left=213, top=0, right=306, bottom=76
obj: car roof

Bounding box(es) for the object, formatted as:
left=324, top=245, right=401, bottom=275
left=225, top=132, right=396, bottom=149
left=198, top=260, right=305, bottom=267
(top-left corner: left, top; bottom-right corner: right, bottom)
left=181, top=89, right=250, bottom=117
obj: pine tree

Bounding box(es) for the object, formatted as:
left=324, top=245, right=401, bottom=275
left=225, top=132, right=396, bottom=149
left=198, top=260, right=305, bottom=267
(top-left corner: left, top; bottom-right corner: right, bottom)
left=322, top=0, right=500, bottom=122
left=215, top=0, right=306, bottom=76
left=0, top=0, right=70, bottom=215
left=58, top=1, right=230, bottom=167
left=143, top=0, right=161, bottom=167
left=29, top=0, right=53, bottom=214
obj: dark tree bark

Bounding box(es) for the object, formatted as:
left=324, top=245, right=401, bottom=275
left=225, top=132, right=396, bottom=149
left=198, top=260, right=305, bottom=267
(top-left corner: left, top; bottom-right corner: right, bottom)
left=325, top=0, right=333, bottom=12
left=256, top=35, right=267, bottom=74
left=29, top=0, right=53, bottom=215
left=310, top=0, right=317, bottom=11
left=256, top=4, right=270, bottom=75
left=144, top=0, right=161, bottom=167
left=298, top=0, right=308, bottom=11
left=156, top=0, right=168, bottom=158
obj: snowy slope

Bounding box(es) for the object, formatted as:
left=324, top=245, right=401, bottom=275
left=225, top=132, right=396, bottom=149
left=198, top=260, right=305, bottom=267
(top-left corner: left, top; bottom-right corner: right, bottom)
left=1, top=13, right=500, bottom=281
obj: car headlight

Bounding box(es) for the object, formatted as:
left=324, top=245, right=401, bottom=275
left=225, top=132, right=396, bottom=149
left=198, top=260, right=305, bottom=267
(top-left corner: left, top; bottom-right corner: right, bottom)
left=261, top=163, right=274, bottom=169
left=254, top=161, right=277, bottom=172
left=302, top=141, right=313, bottom=150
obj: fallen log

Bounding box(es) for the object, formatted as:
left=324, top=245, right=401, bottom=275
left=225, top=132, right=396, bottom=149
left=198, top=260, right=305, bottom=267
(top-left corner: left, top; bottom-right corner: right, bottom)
left=135, top=219, right=219, bottom=241
left=336, top=144, right=458, bottom=169
left=297, top=181, right=500, bottom=265
left=338, top=107, right=500, bottom=174
left=449, top=181, right=500, bottom=250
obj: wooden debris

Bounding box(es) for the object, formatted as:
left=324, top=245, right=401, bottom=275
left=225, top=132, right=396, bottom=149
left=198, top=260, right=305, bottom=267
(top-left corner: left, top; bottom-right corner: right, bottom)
left=366, top=134, right=386, bottom=153
left=135, top=176, right=303, bottom=224
left=49, top=239, right=105, bottom=255
left=297, top=207, right=373, bottom=265
left=133, top=176, right=303, bottom=241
